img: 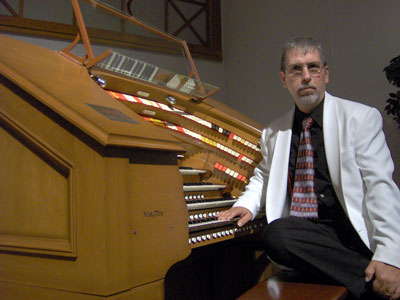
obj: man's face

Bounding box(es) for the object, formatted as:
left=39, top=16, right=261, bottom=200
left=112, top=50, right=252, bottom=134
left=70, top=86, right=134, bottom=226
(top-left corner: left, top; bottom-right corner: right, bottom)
left=279, top=48, right=329, bottom=113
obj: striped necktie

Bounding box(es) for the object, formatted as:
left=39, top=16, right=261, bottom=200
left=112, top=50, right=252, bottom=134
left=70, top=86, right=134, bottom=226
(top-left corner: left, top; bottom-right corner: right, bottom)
left=290, top=117, right=318, bottom=219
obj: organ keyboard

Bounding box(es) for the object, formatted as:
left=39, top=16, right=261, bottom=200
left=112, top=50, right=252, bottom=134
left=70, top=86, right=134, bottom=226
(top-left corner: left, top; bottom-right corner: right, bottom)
left=178, top=163, right=265, bottom=248
left=186, top=198, right=237, bottom=210
left=183, top=183, right=227, bottom=192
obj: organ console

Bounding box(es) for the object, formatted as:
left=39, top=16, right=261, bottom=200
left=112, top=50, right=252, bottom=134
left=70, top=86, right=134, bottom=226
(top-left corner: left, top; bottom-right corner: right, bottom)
left=0, top=1, right=266, bottom=299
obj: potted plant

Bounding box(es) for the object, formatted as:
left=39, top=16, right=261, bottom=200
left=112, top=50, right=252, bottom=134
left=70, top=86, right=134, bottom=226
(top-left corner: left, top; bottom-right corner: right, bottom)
left=384, top=55, right=400, bottom=128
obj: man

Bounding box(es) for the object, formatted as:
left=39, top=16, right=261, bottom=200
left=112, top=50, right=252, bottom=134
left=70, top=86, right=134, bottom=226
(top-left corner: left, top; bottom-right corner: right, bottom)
left=218, top=37, right=400, bottom=299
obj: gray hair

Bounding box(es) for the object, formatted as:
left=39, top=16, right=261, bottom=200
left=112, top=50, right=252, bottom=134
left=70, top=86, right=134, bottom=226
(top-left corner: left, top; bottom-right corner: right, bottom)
left=280, top=37, right=327, bottom=72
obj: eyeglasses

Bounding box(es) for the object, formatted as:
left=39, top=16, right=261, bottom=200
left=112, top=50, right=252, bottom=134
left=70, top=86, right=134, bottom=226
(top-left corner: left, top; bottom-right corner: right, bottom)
left=286, top=62, right=326, bottom=78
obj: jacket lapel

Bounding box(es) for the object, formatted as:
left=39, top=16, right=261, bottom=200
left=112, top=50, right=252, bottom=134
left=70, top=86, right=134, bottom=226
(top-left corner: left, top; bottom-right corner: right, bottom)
left=323, top=93, right=345, bottom=205
left=266, top=108, right=294, bottom=222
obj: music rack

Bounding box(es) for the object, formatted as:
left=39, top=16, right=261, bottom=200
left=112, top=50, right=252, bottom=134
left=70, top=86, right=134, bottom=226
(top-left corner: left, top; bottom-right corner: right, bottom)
left=60, top=0, right=218, bottom=103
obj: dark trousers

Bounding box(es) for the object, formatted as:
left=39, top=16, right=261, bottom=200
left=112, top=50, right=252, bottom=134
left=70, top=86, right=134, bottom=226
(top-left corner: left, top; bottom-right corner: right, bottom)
left=263, top=217, right=376, bottom=299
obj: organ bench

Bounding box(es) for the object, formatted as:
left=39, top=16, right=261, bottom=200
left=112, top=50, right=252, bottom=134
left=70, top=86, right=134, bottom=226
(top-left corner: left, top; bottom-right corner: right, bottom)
left=238, top=271, right=348, bottom=300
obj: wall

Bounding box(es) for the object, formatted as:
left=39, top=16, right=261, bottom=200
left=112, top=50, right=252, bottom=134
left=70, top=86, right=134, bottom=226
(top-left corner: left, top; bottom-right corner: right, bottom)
left=221, top=0, right=400, bottom=183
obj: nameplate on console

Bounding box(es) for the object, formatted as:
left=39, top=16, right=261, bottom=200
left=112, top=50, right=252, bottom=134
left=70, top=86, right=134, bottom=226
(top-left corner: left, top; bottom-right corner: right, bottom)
left=144, top=210, right=164, bottom=218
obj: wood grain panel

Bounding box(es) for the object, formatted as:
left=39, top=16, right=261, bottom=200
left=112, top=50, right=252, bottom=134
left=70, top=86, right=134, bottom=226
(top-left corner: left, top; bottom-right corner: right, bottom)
left=0, top=110, right=76, bottom=256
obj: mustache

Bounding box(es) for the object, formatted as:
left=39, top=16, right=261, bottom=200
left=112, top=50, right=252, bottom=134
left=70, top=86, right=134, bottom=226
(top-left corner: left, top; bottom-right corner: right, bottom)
left=298, top=84, right=317, bottom=92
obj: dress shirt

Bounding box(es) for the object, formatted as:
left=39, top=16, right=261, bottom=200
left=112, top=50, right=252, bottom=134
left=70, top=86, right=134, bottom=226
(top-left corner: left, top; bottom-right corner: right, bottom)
left=289, top=99, right=346, bottom=221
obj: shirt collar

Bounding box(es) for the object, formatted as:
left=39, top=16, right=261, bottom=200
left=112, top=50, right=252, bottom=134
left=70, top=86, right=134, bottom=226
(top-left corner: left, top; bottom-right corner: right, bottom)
left=294, top=98, right=324, bottom=128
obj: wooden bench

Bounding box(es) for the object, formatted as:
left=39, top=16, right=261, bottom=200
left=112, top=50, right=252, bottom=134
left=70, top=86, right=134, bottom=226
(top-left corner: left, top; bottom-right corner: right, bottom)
left=237, top=271, right=348, bottom=300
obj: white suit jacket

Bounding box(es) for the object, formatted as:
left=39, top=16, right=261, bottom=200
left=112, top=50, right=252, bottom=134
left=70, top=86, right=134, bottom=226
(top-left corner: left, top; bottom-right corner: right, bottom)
left=235, top=92, right=400, bottom=268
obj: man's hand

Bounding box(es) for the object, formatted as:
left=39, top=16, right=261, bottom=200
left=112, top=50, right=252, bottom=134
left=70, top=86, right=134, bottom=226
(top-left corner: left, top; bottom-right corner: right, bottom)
left=365, top=260, right=400, bottom=299
left=217, top=206, right=253, bottom=227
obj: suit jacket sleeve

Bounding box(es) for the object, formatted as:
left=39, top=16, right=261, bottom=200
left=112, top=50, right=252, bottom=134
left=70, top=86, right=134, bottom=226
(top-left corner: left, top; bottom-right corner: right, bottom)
left=233, top=127, right=271, bottom=219
left=354, top=107, right=400, bottom=267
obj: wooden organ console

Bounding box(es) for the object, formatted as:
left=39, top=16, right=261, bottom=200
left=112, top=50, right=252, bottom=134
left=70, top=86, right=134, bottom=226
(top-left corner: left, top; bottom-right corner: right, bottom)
left=0, top=1, right=266, bottom=299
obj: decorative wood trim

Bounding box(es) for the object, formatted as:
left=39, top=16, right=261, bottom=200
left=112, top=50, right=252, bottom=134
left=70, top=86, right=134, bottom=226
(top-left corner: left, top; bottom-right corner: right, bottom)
left=0, top=110, right=76, bottom=257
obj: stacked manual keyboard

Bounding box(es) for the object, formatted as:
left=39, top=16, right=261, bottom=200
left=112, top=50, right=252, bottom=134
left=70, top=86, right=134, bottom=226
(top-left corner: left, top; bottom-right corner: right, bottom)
left=180, top=167, right=266, bottom=248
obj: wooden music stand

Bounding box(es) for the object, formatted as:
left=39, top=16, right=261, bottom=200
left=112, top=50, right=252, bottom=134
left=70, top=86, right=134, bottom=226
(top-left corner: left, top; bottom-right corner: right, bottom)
left=59, top=0, right=207, bottom=99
